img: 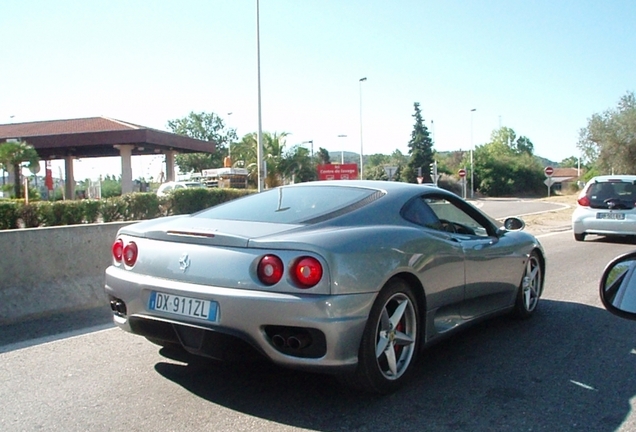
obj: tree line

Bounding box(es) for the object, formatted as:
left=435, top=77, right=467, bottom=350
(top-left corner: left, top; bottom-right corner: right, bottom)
left=2, top=90, right=635, bottom=199
left=165, top=104, right=553, bottom=196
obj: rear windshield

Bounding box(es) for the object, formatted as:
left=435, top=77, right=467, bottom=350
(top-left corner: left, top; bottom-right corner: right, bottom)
left=586, top=181, right=636, bottom=209
left=195, top=186, right=381, bottom=223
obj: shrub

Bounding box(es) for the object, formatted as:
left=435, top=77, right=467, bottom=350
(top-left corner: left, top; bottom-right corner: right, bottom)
left=170, top=188, right=253, bottom=215
left=82, top=199, right=101, bottom=223
left=100, top=197, right=126, bottom=222
left=19, top=202, right=42, bottom=228
left=121, top=193, right=161, bottom=220
left=0, top=201, right=19, bottom=229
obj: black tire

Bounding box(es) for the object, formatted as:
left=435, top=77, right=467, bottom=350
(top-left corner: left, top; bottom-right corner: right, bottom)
left=574, top=233, right=586, bottom=242
left=512, top=252, right=543, bottom=319
left=343, top=278, right=420, bottom=394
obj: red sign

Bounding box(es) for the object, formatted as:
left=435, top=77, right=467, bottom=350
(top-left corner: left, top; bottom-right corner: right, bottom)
left=317, top=163, right=358, bottom=180
left=458, top=168, right=467, bottom=178
left=544, top=166, right=554, bottom=177
left=45, top=161, right=54, bottom=190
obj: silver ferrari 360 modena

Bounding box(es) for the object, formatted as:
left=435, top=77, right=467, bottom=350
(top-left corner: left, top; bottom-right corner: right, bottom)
left=105, top=180, right=545, bottom=394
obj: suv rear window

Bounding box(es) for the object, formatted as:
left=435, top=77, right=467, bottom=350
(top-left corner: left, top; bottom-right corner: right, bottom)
left=586, top=181, right=636, bottom=209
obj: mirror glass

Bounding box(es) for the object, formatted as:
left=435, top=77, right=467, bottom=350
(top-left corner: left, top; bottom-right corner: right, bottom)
left=503, top=217, right=524, bottom=231
left=603, top=258, right=636, bottom=315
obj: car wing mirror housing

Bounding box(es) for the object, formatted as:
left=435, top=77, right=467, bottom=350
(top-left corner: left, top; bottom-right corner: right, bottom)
left=599, top=251, right=636, bottom=321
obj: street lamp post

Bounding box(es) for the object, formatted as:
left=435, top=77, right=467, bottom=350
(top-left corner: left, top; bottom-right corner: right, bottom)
left=302, top=140, right=314, bottom=159
left=359, top=77, right=367, bottom=180
left=338, top=134, right=347, bottom=164
left=470, top=108, right=476, bottom=199
left=256, top=0, right=264, bottom=192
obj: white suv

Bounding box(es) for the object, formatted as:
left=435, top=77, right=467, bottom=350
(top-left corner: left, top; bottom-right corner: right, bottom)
left=156, top=181, right=204, bottom=197
left=572, top=175, right=636, bottom=241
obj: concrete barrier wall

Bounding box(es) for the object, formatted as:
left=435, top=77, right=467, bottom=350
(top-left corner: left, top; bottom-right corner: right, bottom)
left=0, top=222, right=133, bottom=325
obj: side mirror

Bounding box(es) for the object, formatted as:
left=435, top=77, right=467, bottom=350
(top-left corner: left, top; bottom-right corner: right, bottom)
left=599, top=251, right=636, bottom=320
left=503, top=217, right=525, bottom=231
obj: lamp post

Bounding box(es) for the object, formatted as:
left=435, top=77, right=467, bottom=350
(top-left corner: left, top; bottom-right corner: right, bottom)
left=359, top=77, right=367, bottom=179
left=470, top=108, right=476, bottom=199
left=227, top=112, right=233, bottom=162
left=256, top=0, right=264, bottom=192
left=338, top=134, right=347, bottom=164
left=302, top=140, right=314, bottom=159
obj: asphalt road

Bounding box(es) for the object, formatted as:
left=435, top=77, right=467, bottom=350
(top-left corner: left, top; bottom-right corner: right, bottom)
left=2, top=205, right=636, bottom=431
left=476, top=197, right=570, bottom=220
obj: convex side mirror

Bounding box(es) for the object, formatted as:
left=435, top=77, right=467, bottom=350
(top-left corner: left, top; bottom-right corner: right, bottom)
left=503, top=217, right=525, bottom=232
left=599, top=251, right=636, bottom=321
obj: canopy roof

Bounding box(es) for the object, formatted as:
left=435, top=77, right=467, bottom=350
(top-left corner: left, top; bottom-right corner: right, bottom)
left=0, top=117, right=214, bottom=159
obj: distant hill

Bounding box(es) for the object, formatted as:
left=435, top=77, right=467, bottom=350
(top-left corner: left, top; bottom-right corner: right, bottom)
left=535, top=155, right=559, bottom=168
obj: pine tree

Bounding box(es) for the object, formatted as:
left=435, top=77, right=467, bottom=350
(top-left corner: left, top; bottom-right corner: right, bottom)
left=402, top=102, right=435, bottom=183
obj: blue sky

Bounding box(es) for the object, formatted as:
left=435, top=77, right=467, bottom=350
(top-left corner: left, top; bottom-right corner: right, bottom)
left=1, top=0, right=635, bottom=180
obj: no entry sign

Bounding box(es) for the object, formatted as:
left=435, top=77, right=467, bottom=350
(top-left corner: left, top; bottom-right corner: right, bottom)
left=544, top=166, right=554, bottom=177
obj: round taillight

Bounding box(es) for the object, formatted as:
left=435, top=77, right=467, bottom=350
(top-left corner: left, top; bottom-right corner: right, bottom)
left=112, top=239, right=124, bottom=262
left=577, top=196, right=590, bottom=207
left=257, top=255, right=284, bottom=286
left=292, top=257, right=323, bottom=289
left=123, top=242, right=138, bottom=267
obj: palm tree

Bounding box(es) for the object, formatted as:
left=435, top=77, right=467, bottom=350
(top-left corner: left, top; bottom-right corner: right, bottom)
left=280, top=145, right=316, bottom=184
left=263, top=132, right=289, bottom=188
left=231, top=132, right=290, bottom=188
left=0, top=140, right=40, bottom=198
left=231, top=133, right=258, bottom=187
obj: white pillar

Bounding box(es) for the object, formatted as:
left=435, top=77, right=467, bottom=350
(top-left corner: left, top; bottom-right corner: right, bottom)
left=165, top=150, right=177, bottom=182
left=64, top=156, right=75, bottom=200
left=115, top=144, right=134, bottom=194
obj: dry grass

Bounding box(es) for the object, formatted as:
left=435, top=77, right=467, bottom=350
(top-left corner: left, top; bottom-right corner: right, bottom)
left=519, top=192, right=578, bottom=234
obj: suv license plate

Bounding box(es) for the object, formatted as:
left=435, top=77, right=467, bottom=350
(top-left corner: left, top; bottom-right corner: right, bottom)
left=596, top=212, right=625, bottom=220
left=148, top=291, right=218, bottom=322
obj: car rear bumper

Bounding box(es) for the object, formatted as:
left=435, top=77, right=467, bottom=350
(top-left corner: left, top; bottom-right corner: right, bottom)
left=572, top=208, right=636, bottom=236
left=104, top=266, right=375, bottom=373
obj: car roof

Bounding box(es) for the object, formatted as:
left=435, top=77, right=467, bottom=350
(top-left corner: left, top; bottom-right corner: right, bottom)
left=588, top=175, right=636, bottom=183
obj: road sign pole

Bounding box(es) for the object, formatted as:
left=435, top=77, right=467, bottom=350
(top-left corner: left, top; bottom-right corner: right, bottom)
left=458, top=168, right=467, bottom=199
left=544, top=166, right=554, bottom=198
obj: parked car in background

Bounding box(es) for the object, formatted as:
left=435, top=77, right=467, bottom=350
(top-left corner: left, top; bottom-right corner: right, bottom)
left=105, top=180, right=545, bottom=394
left=572, top=175, right=636, bottom=242
left=156, top=181, right=204, bottom=197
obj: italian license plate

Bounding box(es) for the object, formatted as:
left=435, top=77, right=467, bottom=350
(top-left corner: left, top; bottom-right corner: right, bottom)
left=148, top=291, right=218, bottom=322
left=596, top=212, right=625, bottom=220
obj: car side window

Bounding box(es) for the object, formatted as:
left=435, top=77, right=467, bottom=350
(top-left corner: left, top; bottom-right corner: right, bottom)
left=402, top=197, right=443, bottom=230
left=424, top=196, right=490, bottom=237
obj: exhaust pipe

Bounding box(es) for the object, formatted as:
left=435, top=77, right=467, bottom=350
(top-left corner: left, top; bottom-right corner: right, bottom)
left=110, top=299, right=127, bottom=316
left=287, top=334, right=311, bottom=350
left=272, top=334, right=286, bottom=348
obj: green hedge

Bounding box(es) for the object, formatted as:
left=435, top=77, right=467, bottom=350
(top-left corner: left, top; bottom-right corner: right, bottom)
left=0, top=201, right=20, bottom=230
left=0, top=188, right=254, bottom=230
